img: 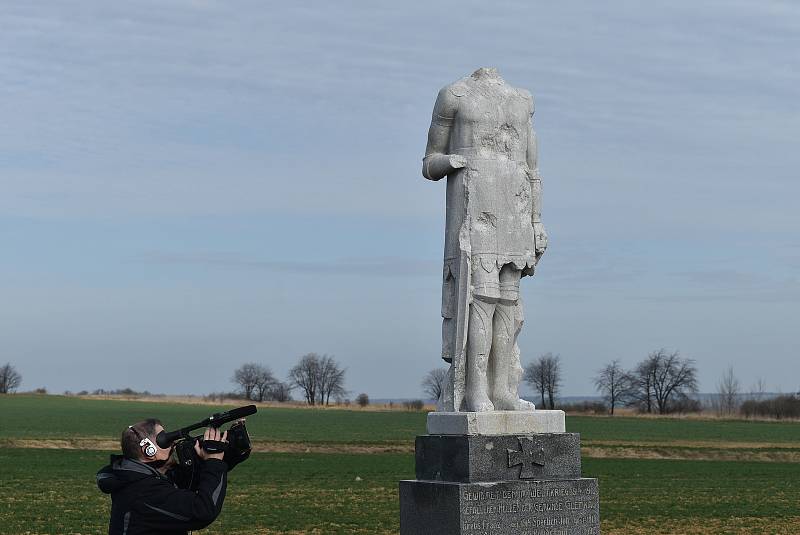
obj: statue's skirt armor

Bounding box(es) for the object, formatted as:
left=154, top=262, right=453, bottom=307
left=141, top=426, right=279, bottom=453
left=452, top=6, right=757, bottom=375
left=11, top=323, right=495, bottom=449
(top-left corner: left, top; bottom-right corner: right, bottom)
left=460, top=156, right=536, bottom=271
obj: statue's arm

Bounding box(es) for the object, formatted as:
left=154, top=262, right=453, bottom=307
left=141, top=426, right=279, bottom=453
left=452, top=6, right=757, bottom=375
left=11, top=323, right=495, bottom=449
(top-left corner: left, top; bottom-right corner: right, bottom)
left=526, top=97, right=548, bottom=259
left=422, top=87, right=465, bottom=181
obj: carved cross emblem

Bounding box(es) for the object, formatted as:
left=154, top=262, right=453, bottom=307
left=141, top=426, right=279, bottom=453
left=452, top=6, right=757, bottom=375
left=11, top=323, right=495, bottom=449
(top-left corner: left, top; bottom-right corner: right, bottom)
left=507, top=437, right=545, bottom=479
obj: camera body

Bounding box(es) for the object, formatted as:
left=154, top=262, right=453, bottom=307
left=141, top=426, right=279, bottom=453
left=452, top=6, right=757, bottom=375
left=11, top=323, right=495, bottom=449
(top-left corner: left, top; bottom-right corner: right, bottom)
left=170, top=420, right=252, bottom=487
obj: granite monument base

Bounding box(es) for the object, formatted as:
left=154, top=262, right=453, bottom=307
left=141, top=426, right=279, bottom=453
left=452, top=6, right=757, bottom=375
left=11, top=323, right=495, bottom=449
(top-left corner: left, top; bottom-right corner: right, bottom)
left=400, top=433, right=599, bottom=535
left=400, top=478, right=599, bottom=535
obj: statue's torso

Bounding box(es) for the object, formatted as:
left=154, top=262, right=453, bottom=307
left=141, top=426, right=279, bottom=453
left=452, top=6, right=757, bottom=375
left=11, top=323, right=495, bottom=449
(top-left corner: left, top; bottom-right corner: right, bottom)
left=443, top=77, right=536, bottom=271
left=448, top=79, right=531, bottom=163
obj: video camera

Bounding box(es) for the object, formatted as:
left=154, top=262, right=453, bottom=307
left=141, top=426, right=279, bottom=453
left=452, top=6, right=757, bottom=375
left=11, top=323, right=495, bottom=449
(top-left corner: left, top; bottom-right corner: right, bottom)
left=155, top=405, right=257, bottom=485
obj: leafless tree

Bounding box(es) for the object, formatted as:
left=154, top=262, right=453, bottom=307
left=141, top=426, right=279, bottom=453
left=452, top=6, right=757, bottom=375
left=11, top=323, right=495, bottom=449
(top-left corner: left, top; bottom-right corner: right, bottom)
left=317, top=355, right=347, bottom=406
left=630, top=349, right=698, bottom=414
left=270, top=381, right=292, bottom=402
left=525, top=356, right=548, bottom=408
left=0, top=363, right=22, bottom=394
left=356, top=393, right=369, bottom=407
left=421, top=368, right=448, bottom=401
left=593, top=360, right=632, bottom=415
left=524, top=353, right=561, bottom=409
left=253, top=366, right=278, bottom=402
left=629, top=357, right=656, bottom=413
left=715, top=366, right=741, bottom=415
left=289, top=353, right=320, bottom=405
left=232, top=363, right=274, bottom=401
left=288, top=353, right=347, bottom=406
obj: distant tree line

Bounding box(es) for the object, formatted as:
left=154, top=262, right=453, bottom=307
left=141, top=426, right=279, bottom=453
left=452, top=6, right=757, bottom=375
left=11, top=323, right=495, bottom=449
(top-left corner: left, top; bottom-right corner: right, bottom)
left=741, top=395, right=800, bottom=419
left=231, top=353, right=349, bottom=406
left=418, top=348, right=783, bottom=418
left=515, top=348, right=794, bottom=419
left=232, top=363, right=291, bottom=402
left=593, top=350, right=700, bottom=415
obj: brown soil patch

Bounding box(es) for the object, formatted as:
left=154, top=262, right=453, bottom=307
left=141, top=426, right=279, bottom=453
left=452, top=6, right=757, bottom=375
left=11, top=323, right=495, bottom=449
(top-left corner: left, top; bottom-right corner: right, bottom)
left=582, top=445, right=800, bottom=463
left=602, top=516, right=800, bottom=534
left=7, top=438, right=799, bottom=462
left=585, top=439, right=800, bottom=450
left=2, top=438, right=414, bottom=455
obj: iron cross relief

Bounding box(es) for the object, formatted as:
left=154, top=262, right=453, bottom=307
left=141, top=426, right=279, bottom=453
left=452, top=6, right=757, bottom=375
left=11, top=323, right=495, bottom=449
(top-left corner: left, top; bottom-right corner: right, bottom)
left=507, top=437, right=546, bottom=479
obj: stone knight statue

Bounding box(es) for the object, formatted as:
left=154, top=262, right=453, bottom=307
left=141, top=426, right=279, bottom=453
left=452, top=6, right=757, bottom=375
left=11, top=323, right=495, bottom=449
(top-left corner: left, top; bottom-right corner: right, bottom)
left=423, top=67, right=548, bottom=413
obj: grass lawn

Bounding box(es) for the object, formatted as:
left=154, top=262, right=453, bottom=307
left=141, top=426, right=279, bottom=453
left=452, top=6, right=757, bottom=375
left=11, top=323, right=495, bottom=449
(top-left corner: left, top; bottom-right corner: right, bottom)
left=0, top=395, right=425, bottom=444
left=3, top=395, right=800, bottom=534
left=3, top=395, right=800, bottom=446
left=2, top=448, right=799, bottom=535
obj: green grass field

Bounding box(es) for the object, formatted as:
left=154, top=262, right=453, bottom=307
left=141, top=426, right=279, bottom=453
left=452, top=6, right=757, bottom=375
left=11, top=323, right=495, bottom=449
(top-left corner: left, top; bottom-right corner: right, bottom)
left=2, top=395, right=799, bottom=534
left=4, top=394, right=800, bottom=446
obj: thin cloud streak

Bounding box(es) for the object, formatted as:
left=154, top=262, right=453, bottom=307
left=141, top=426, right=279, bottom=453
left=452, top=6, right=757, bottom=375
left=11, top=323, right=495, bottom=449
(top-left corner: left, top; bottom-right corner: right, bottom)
left=139, top=251, right=439, bottom=277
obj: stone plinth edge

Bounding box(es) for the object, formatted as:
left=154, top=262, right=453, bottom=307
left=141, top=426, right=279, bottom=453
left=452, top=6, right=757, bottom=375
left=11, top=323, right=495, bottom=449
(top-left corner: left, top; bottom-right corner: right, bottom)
left=426, top=410, right=565, bottom=435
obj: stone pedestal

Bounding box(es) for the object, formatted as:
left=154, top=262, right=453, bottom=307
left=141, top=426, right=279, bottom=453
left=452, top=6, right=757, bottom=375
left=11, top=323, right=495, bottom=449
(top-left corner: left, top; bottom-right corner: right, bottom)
left=400, top=416, right=600, bottom=534
left=427, top=410, right=566, bottom=436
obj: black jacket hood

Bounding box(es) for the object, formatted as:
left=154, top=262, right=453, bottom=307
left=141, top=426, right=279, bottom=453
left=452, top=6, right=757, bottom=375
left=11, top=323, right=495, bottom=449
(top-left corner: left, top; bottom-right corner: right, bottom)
left=96, top=454, right=163, bottom=494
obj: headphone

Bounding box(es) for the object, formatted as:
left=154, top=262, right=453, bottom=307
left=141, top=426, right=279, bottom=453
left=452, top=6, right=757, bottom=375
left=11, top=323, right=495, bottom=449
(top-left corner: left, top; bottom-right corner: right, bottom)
left=129, top=425, right=158, bottom=458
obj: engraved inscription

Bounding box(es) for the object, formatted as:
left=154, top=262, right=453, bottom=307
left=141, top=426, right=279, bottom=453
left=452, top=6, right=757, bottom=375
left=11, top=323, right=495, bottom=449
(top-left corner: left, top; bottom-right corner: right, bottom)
left=507, top=436, right=545, bottom=479
left=460, top=480, right=599, bottom=535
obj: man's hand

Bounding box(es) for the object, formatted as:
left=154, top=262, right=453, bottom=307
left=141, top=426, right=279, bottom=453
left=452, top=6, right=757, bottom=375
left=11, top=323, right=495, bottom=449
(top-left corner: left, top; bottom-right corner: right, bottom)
left=534, top=222, right=548, bottom=259
left=194, top=427, right=228, bottom=461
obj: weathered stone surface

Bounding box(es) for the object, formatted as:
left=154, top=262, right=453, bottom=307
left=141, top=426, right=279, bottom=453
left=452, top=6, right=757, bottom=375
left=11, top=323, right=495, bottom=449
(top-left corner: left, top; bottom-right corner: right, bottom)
left=400, top=478, right=600, bottom=535
left=423, top=67, right=548, bottom=413
left=416, top=434, right=580, bottom=483
left=427, top=410, right=565, bottom=435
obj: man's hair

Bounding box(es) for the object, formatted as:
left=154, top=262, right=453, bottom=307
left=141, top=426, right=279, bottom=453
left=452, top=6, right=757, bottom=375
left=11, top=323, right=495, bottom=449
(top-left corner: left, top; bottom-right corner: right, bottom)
left=121, top=418, right=163, bottom=459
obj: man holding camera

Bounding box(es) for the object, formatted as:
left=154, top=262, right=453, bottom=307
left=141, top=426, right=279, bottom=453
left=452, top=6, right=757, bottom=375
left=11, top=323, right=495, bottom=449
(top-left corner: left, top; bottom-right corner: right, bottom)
left=97, top=419, right=230, bottom=535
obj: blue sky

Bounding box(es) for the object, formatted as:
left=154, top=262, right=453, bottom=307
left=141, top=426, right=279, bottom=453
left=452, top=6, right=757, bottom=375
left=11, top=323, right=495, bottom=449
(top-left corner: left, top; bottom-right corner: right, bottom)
left=1, top=1, right=798, bottom=398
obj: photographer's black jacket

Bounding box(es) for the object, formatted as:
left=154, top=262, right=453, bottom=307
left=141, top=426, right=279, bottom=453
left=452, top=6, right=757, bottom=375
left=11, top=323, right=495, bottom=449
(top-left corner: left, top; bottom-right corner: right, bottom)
left=97, top=455, right=227, bottom=535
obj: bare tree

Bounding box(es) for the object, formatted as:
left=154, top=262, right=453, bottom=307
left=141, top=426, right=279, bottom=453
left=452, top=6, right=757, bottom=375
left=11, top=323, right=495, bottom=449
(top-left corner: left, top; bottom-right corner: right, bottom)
left=253, top=366, right=278, bottom=402
left=317, top=355, right=347, bottom=406
left=525, top=356, right=547, bottom=408
left=715, top=366, right=741, bottom=415
left=270, top=381, right=292, bottom=402
left=544, top=354, right=562, bottom=409
left=0, top=363, right=22, bottom=394
left=421, top=368, right=448, bottom=401
left=289, top=353, right=321, bottom=405
left=630, top=349, right=698, bottom=414
left=356, top=393, right=369, bottom=407
left=232, top=363, right=272, bottom=401
left=524, top=353, right=561, bottom=409
left=629, top=357, right=656, bottom=413
left=288, top=353, right=347, bottom=406
left=593, top=360, right=632, bottom=415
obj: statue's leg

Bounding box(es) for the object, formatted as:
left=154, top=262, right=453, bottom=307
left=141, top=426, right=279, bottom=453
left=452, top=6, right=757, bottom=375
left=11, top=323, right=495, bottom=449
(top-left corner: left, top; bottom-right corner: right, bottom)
left=490, top=265, right=535, bottom=411
left=509, top=298, right=534, bottom=410
left=465, top=296, right=496, bottom=412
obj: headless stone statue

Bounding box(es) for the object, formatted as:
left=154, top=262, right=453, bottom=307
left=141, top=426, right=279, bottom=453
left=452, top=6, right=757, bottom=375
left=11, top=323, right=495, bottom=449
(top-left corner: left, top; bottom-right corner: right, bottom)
left=423, top=67, right=548, bottom=412
left=401, top=70, right=598, bottom=535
